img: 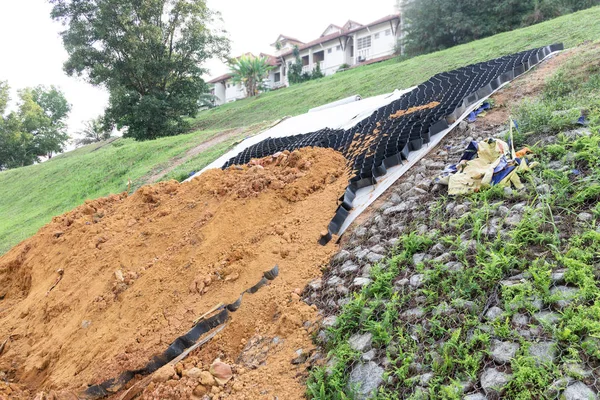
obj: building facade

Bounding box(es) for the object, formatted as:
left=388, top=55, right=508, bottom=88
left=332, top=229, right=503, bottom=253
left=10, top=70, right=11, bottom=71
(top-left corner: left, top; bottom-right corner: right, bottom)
left=208, top=14, right=402, bottom=105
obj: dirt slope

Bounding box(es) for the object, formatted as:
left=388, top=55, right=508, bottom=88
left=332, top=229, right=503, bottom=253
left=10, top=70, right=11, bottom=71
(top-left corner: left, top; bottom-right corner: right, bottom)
left=0, top=148, right=346, bottom=399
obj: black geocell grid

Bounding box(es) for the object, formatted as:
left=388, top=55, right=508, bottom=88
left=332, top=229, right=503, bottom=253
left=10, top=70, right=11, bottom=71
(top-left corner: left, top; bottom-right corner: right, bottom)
left=223, top=44, right=564, bottom=243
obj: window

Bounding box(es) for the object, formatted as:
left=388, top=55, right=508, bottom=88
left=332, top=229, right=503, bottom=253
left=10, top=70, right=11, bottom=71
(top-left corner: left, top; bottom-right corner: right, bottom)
left=336, top=45, right=341, bottom=51
left=357, top=36, right=371, bottom=50
left=328, top=48, right=332, bottom=54
left=385, top=29, right=391, bottom=36
left=274, top=72, right=281, bottom=82
left=374, top=33, right=380, bottom=39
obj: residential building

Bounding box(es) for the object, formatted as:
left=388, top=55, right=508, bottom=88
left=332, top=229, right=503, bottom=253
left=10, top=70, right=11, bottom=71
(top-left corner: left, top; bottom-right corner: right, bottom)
left=208, top=13, right=402, bottom=105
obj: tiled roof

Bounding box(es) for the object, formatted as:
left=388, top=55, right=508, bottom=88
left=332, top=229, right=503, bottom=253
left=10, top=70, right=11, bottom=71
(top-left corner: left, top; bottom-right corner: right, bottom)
left=207, top=72, right=233, bottom=84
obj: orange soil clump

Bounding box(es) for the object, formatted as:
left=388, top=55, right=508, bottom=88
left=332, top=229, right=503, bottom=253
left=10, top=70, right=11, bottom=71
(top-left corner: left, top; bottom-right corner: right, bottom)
left=389, top=101, right=440, bottom=119
left=0, top=148, right=347, bottom=399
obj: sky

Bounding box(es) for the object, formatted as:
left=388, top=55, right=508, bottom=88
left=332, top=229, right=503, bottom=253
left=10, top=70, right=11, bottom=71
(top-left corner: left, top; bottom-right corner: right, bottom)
left=0, top=0, right=396, bottom=139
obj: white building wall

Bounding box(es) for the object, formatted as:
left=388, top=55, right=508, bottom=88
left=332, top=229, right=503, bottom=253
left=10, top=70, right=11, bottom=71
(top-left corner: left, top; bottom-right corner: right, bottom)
left=225, top=80, right=246, bottom=102
left=213, top=83, right=226, bottom=105
left=354, top=21, right=399, bottom=63
left=322, top=40, right=346, bottom=75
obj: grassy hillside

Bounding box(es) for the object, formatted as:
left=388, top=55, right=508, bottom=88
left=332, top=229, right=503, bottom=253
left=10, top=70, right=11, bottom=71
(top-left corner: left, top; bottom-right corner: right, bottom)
left=192, top=6, right=600, bottom=131
left=0, top=125, right=260, bottom=255
left=2, top=6, right=600, bottom=255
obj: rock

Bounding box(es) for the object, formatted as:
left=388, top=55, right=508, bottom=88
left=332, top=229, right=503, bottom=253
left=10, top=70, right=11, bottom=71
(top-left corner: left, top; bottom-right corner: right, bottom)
left=434, top=253, right=452, bottom=263
left=503, top=187, right=513, bottom=197
left=528, top=342, right=556, bottom=365
left=413, top=253, right=431, bottom=265
left=368, top=235, right=382, bottom=246
left=417, top=224, right=428, bottom=235
left=418, top=372, right=434, bottom=386
left=485, top=307, right=504, bottom=322
left=577, top=212, right=593, bottom=222
left=497, top=206, right=510, bottom=217
left=183, top=367, right=203, bottom=379
left=432, top=302, right=455, bottom=316
left=193, top=384, right=208, bottom=397
left=546, top=377, right=573, bottom=396
left=114, top=269, right=124, bottom=282
left=353, top=277, right=372, bottom=287
left=348, top=362, right=385, bottom=400
left=490, top=340, right=520, bottom=364
left=563, top=381, right=597, bottom=400
left=464, top=393, right=487, bottom=400
left=370, top=244, right=386, bottom=254
left=327, top=275, right=342, bottom=287
left=322, top=316, right=337, bottom=328
left=537, top=184, right=551, bottom=195
left=564, top=363, right=593, bottom=378
left=355, top=248, right=370, bottom=260
left=480, top=368, right=511, bottom=396
left=366, top=252, right=384, bottom=263
left=354, top=227, right=368, bottom=238
left=453, top=204, right=468, bottom=216
left=340, top=260, right=359, bottom=274
left=199, top=370, right=216, bottom=386
left=410, top=274, right=425, bottom=288
left=401, top=307, right=425, bottom=318
left=349, top=333, right=373, bottom=352
left=550, top=269, right=566, bottom=284
left=152, top=364, right=177, bottom=383
left=292, top=349, right=309, bottom=364
left=533, top=312, right=560, bottom=326
left=511, top=313, right=529, bottom=326
left=333, top=250, right=351, bottom=263
left=81, top=320, right=92, bottom=329
left=550, top=286, right=580, bottom=309
left=389, top=193, right=403, bottom=205
left=209, top=359, right=233, bottom=385
left=308, top=278, right=322, bottom=290
left=53, top=231, right=64, bottom=238
left=430, top=243, right=446, bottom=256
left=383, top=202, right=413, bottom=216
left=445, top=261, right=463, bottom=272
left=505, top=213, right=522, bottom=227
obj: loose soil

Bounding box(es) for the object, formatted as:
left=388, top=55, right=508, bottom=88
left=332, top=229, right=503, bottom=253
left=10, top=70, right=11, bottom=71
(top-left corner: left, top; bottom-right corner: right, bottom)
left=0, top=148, right=347, bottom=399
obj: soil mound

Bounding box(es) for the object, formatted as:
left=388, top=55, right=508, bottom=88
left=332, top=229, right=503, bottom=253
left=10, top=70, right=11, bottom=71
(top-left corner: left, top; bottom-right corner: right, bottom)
left=0, top=148, right=346, bottom=398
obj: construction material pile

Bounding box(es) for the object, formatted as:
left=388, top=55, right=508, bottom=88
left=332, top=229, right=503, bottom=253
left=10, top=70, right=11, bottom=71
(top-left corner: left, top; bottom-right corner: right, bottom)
left=0, top=148, right=347, bottom=398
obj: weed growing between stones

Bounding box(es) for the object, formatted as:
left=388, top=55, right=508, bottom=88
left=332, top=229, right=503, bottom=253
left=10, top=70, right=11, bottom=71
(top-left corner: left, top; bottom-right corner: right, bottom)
left=307, top=44, right=600, bottom=400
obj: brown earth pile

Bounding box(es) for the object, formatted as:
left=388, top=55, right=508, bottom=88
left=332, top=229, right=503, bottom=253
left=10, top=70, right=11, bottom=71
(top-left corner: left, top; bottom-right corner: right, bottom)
left=0, top=148, right=347, bottom=399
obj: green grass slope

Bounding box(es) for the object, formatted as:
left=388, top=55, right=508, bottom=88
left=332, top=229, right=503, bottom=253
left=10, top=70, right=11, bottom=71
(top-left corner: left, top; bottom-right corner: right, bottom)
left=0, top=128, right=248, bottom=255
left=2, top=6, right=600, bottom=255
left=192, top=6, right=600, bottom=131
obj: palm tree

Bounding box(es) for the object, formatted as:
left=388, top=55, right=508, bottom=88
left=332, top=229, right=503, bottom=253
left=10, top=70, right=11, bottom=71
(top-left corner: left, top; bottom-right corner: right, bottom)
left=74, top=116, right=113, bottom=147
left=229, top=55, right=274, bottom=97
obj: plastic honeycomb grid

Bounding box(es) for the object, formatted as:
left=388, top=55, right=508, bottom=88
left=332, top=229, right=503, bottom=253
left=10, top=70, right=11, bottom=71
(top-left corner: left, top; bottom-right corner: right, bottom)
left=222, top=44, right=564, bottom=243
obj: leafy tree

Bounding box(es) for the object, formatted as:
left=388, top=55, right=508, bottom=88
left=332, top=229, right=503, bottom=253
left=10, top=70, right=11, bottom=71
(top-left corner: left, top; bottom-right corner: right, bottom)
left=74, top=116, right=114, bottom=147
left=398, top=0, right=600, bottom=57
left=229, top=55, right=274, bottom=97
left=49, top=0, right=229, bottom=141
left=287, top=45, right=324, bottom=85
left=0, top=82, right=71, bottom=169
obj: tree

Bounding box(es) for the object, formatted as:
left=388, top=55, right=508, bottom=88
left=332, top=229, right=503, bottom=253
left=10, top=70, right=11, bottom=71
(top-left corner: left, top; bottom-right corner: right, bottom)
left=287, top=45, right=323, bottom=85
left=0, top=82, right=71, bottom=170
left=398, top=0, right=600, bottom=57
left=49, top=0, right=229, bottom=141
left=229, top=55, right=274, bottom=97
left=74, top=116, right=113, bottom=147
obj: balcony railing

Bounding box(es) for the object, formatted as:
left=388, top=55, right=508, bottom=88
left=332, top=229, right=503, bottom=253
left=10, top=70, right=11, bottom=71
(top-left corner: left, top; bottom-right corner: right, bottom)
left=356, top=48, right=371, bottom=63
left=302, top=65, right=311, bottom=74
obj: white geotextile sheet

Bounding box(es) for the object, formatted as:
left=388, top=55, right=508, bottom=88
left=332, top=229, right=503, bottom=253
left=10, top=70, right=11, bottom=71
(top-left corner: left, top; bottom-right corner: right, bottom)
left=185, top=49, right=560, bottom=236
left=186, top=88, right=414, bottom=179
